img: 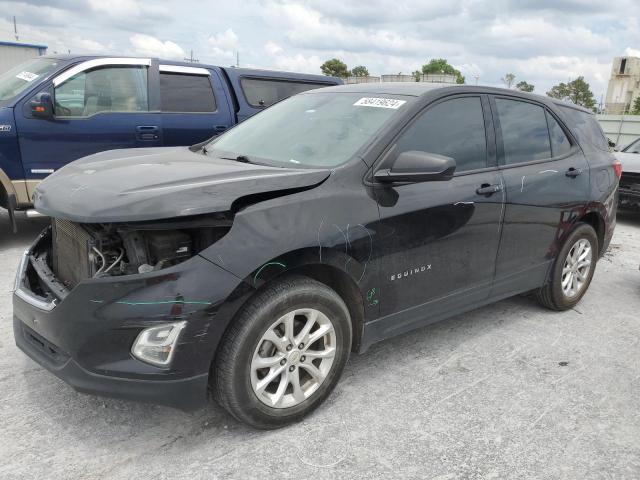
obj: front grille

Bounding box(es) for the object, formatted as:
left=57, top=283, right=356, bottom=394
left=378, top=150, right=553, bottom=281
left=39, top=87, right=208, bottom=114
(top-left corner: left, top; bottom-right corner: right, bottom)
left=620, top=172, right=640, bottom=192
left=52, top=219, right=93, bottom=288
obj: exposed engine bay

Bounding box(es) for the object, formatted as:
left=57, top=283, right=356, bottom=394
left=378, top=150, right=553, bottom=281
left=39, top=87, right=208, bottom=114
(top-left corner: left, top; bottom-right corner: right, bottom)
left=34, top=214, right=232, bottom=291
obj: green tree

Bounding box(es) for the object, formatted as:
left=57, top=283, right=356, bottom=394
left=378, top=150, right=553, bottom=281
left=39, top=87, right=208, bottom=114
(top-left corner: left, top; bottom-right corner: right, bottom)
left=631, top=96, right=640, bottom=115
left=420, top=58, right=465, bottom=84
left=351, top=65, right=369, bottom=77
left=546, top=76, right=596, bottom=110
left=502, top=73, right=516, bottom=88
left=516, top=81, right=535, bottom=92
left=320, top=58, right=350, bottom=78
left=412, top=70, right=422, bottom=82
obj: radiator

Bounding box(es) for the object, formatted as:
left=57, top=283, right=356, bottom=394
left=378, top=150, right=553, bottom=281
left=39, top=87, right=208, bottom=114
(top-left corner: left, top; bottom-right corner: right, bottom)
left=52, top=219, right=93, bottom=288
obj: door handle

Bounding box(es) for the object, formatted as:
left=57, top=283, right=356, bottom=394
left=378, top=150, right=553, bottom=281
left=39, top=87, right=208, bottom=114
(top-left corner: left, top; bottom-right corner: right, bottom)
left=565, top=167, right=583, bottom=178
left=136, top=125, right=159, bottom=141
left=476, top=183, right=502, bottom=195
left=214, top=125, right=226, bottom=133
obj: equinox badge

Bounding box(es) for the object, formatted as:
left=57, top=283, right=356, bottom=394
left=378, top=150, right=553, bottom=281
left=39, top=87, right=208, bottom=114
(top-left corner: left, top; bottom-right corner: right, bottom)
left=390, top=265, right=431, bottom=281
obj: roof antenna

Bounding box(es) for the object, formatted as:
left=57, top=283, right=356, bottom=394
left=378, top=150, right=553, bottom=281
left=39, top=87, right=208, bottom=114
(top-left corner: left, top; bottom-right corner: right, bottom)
left=13, top=16, right=19, bottom=41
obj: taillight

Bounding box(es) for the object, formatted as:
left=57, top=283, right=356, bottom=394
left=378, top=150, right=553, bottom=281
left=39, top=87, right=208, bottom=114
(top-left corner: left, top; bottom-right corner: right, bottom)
left=613, top=159, right=622, bottom=179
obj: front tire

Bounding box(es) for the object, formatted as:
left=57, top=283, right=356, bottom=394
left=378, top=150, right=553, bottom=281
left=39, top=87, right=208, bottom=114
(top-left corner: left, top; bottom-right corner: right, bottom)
left=536, top=222, right=598, bottom=311
left=213, top=275, right=352, bottom=429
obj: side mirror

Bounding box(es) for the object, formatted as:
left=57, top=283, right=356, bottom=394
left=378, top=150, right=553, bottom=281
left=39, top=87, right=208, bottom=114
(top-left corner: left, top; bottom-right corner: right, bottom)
left=30, top=92, right=54, bottom=119
left=374, top=151, right=456, bottom=183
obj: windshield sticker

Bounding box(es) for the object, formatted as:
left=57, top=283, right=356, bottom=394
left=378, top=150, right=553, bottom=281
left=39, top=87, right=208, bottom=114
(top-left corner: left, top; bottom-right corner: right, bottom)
left=16, top=71, right=39, bottom=82
left=354, top=97, right=406, bottom=109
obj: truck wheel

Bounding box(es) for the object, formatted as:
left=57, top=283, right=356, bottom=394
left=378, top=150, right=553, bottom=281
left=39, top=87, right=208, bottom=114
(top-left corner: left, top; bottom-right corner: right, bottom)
left=213, top=275, right=352, bottom=429
left=536, top=222, right=598, bottom=311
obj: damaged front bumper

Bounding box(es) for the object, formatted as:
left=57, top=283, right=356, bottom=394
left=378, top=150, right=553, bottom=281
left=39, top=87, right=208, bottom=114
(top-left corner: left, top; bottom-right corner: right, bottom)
left=13, top=230, right=246, bottom=411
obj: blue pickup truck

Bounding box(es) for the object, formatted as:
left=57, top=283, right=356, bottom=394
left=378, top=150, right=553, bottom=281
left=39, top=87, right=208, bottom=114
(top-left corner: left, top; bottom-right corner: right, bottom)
left=0, top=55, right=341, bottom=229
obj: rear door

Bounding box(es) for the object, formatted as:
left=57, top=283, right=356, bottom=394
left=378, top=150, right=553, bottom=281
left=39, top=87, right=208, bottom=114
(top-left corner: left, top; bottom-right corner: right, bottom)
left=15, top=58, right=161, bottom=183
left=375, top=94, right=505, bottom=321
left=489, top=96, right=591, bottom=296
left=158, top=65, right=234, bottom=145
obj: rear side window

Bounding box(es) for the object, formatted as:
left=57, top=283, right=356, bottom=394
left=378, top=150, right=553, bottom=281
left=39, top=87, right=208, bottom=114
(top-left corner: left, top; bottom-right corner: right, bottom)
left=240, top=78, right=327, bottom=107
left=395, top=96, right=487, bottom=172
left=546, top=111, right=571, bottom=157
left=495, top=98, right=551, bottom=164
left=160, top=73, right=216, bottom=112
left=558, top=106, right=609, bottom=151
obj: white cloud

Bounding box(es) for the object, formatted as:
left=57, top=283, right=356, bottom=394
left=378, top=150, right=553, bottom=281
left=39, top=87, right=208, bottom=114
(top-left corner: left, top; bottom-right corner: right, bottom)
left=264, top=41, right=282, bottom=55
left=204, top=28, right=239, bottom=63
left=88, top=0, right=169, bottom=20
left=625, top=47, right=640, bottom=58
left=129, top=34, right=185, bottom=59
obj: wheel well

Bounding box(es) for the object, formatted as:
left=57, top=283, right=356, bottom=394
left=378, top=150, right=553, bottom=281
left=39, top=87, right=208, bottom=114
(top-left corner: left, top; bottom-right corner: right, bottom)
left=288, top=264, right=365, bottom=352
left=578, top=212, right=605, bottom=255
left=0, top=184, right=7, bottom=209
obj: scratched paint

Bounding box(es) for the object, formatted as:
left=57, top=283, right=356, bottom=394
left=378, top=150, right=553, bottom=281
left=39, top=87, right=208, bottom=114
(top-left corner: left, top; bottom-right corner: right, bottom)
left=366, top=287, right=379, bottom=306
left=253, top=261, right=287, bottom=285
left=90, top=299, right=213, bottom=305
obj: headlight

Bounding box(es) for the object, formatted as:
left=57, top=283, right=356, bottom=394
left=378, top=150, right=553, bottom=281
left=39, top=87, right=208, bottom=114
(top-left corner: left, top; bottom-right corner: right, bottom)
left=131, top=321, right=187, bottom=367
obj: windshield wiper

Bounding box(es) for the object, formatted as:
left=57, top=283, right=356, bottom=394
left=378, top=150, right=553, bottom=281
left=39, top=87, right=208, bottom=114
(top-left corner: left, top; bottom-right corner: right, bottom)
left=219, top=155, right=268, bottom=165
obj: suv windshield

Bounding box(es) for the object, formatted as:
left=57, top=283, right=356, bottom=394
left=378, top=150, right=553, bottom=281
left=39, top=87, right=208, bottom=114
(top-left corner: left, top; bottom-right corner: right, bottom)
left=206, top=92, right=412, bottom=168
left=0, top=58, right=60, bottom=102
left=623, top=137, right=640, bottom=153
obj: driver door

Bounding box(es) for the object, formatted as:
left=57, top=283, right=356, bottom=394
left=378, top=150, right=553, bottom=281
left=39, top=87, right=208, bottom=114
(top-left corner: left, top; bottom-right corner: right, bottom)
left=375, top=94, right=505, bottom=321
left=15, top=58, right=162, bottom=186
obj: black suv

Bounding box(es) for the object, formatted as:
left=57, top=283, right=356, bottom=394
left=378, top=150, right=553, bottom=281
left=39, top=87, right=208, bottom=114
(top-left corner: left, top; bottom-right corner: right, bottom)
left=14, top=83, right=619, bottom=429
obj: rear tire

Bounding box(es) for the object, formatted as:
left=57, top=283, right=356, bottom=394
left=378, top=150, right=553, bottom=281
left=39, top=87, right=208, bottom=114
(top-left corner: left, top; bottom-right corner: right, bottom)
left=213, top=275, right=352, bottom=429
left=536, top=222, right=598, bottom=311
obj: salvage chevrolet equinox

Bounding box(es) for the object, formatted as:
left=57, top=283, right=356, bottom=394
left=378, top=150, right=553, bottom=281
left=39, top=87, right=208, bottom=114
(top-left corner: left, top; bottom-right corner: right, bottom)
left=14, top=84, right=619, bottom=429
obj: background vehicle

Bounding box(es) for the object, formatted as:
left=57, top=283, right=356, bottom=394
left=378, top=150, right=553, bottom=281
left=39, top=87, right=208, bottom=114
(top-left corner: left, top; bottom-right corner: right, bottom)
left=620, top=137, right=640, bottom=154
left=14, top=84, right=619, bottom=429
left=614, top=149, right=640, bottom=209
left=0, top=55, right=341, bottom=229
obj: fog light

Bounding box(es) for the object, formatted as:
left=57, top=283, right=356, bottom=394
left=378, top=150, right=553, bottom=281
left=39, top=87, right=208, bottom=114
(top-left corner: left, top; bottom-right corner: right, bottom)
left=131, top=321, right=186, bottom=367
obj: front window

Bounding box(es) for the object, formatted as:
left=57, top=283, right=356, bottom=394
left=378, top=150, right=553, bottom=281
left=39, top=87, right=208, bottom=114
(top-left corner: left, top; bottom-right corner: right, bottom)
left=206, top=92, right=412, bottom=168
left=0, top=58, right=60, bottom=102
left=54, top=66, right=148, bottom=117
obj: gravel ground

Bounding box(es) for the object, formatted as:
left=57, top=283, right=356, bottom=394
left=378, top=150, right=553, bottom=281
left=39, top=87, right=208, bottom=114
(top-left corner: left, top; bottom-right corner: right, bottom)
left=1, top=209, right=639, bottom=480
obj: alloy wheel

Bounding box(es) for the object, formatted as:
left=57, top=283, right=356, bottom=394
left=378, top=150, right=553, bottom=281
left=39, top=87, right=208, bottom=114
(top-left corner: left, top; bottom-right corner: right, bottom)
left=250, top=308, right=337, bottom=409
left=561, top=238, right=593, bottom=299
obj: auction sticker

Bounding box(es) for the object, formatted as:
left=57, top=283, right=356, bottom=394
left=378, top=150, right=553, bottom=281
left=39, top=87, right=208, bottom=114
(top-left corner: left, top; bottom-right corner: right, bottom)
left=354, top=97, right=406, bottom=109
left=16, top=71, right=39, bottom=82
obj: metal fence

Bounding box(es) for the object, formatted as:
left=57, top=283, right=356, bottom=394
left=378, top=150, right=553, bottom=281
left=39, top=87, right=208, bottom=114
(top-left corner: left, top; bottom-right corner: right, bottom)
left=596, top=114, right=640, bottom=148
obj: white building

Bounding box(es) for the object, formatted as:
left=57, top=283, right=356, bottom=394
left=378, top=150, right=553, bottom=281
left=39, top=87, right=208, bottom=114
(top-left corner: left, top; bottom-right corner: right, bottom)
left=0, top=40, right=47, bottom=74
left=605, top=56, right=640, bottom=114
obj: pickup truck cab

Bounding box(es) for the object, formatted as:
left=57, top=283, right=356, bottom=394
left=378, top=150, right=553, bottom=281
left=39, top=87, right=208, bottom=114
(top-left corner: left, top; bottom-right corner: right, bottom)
left=0, top=55, right=341, bottom=227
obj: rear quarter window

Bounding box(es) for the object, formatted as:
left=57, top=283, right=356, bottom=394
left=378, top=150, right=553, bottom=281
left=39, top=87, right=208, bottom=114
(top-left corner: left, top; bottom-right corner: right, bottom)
left=240, top=77, right=330, bottom=107
left=558, top=106, right=609, bottom=151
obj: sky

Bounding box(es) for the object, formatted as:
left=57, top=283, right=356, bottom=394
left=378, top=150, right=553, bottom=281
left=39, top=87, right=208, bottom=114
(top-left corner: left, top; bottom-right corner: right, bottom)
left=2, top=0, right=639, bottom=103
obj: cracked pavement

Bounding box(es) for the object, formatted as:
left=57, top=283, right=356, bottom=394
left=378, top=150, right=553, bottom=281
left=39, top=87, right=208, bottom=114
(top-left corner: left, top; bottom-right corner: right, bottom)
left=1, top=210, right=639, bottom=479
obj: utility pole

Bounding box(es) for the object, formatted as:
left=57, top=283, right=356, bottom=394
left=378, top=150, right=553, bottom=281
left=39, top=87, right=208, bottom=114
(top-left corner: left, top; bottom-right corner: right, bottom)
left=184, top=50, right=199, bottom=63
left=236, top=51, right=239, bottom=67
left=13, top=16, right=19, bottom=41
left=474, top=75, right=479, bottom=85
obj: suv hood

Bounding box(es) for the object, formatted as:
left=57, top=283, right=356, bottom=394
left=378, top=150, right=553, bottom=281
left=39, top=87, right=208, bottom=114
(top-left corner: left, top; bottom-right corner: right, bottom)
left=34, top=147, right=330, bottom=223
